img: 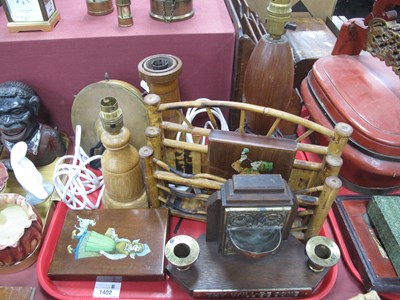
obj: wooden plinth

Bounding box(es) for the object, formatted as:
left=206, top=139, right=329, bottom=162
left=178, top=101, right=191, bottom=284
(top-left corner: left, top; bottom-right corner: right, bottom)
left=167, top=234, right=328, bottom=298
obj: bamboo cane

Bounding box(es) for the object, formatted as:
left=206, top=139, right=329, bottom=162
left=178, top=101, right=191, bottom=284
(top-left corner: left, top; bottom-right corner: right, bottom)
left=139, top=146, right=160, bottom=208
left=296, top=128, right=314, bottom=142
left=153, top=157, right=226, bottom=182
left=294, top=185, right=324, bottom=194
left=161, top=121, right=211, bottom=136
left=154, top=170, right=224, bottom=190
left=163, top=138, right=208, bottom=154
left=266, top=118, right=281, bottom=137
left=145, top=126, right=163, bottom=160
left=293, top=159, right=322, bottom=171
left=320, top=155, right=343, bottom=179
left=206, top=107, right=219, bottom=129
left=158, top=100, right=335, bottom=137
left=304, top=176, right=342, bottom=240
left=328, top=122, right=353, bottom=157
left=144, top=94, right=163, bottom=128
left=297, top=143, right=328, bottom=155
left=239, top=110, right=246, bottom=133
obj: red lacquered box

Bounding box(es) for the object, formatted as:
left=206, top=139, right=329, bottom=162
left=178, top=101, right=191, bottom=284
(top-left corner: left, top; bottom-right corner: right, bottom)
left=301, top=54, right=400, bottom=193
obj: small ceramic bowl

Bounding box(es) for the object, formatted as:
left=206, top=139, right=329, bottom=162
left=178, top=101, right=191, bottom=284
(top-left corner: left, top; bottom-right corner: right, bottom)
left=0, top=193, right=43, bottom=267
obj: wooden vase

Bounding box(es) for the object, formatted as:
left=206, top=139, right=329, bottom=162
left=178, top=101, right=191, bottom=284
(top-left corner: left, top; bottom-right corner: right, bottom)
left=101, top=126, right=148, bottom=209
left=243, top=35, right=294, bottom=135
left=138, top=54, right=182, bottom=138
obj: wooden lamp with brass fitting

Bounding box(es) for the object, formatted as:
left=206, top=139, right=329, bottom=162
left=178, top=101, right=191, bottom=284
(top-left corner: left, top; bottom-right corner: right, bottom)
left=243, top=0, right=294, bottom=135
left=99, top=97, right=148, bottom=209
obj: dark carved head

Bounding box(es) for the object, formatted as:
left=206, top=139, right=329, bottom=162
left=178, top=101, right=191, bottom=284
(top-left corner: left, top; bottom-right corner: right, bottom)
left=0, top=81, right=40, bottom=143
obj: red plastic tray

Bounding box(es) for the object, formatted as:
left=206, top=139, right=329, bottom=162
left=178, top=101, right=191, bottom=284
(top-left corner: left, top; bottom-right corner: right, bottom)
left=37, top=202, right=337, bottom=300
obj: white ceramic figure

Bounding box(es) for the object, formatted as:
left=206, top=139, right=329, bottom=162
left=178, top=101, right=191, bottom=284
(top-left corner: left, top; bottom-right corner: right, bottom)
left=10, top=141, right=51, bottom=204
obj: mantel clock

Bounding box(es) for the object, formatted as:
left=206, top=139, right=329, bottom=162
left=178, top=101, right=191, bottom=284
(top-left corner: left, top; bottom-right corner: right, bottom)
left=0, top=0, right=60, bottom=33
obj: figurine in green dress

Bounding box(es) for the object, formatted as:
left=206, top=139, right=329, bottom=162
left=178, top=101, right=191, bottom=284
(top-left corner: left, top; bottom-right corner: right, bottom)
left=67, top=216, right=150, bottom=260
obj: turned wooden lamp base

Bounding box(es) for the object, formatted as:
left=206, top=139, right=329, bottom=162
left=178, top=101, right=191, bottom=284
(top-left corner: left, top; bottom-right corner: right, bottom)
left=166, top=234, right=329, bottom=298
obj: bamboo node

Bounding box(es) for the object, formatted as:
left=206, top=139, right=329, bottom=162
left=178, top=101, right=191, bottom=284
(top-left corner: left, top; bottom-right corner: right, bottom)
left=139, top=145, right=154, bottom=158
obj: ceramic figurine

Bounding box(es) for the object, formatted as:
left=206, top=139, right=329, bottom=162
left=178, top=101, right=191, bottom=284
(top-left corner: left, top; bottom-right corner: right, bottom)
left=0, top=81, right=66, bottom=169
left=10, top=141, right=52, bottom=205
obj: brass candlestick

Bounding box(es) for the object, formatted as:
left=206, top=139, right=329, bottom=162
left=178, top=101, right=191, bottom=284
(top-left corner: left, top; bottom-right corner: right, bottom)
left=305, top=236, right=340, bottom=272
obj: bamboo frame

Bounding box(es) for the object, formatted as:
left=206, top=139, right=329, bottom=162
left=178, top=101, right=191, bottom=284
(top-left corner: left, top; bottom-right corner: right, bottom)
left=140, top=95, right=352, bottom=240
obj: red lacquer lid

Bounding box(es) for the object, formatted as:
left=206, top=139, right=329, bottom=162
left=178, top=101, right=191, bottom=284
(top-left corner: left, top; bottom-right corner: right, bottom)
left=309, top=54, right=400, bottom=159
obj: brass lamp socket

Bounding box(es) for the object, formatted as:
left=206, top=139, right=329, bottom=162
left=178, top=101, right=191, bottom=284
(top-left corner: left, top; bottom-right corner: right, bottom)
left=266, top=0, right=291, bottom=39
left=305, top=236, right=340, bottom=273
left=99, top=97, right=123, bottom=134
left=165, top=235, right=200, bottom=271
left=116, top=0, right=133, bottom=27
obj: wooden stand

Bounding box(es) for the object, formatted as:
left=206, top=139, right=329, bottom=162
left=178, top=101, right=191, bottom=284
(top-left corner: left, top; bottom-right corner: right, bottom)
left=167, top=234, right=329, bottom=298
left=7, top=11, right=61, bottom=33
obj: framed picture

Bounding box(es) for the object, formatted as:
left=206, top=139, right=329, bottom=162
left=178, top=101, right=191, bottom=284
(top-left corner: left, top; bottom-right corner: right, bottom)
left=333, top=195, right=400, bottom=293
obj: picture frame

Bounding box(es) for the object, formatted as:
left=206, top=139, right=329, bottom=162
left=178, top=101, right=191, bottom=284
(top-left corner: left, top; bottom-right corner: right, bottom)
left=333, top=195, right=400, bottom=293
